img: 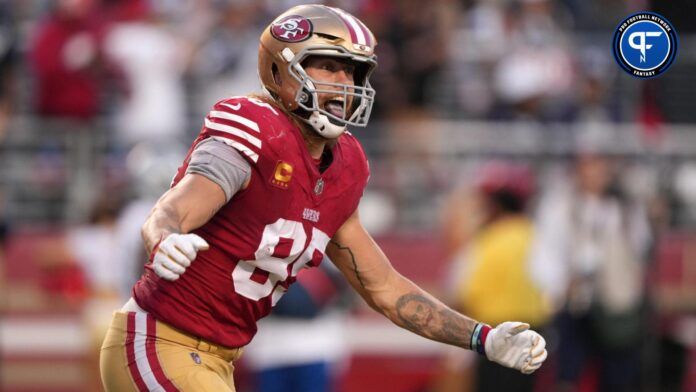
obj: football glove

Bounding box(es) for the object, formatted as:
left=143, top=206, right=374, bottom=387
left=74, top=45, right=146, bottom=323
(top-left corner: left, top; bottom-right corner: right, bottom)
left=483, top=322, right=548, bottom=374
left=152, top=233, right=209, bottom=281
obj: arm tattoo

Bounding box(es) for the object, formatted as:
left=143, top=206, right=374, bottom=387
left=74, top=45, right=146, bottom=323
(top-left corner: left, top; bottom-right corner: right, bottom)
left=330, top=240, right=366, bottom=289
left=395, top=293, right=475, bottom=349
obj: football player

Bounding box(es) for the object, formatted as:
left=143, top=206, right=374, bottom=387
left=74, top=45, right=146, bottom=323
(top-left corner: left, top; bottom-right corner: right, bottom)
left=100, top=4, right=548, bottom=391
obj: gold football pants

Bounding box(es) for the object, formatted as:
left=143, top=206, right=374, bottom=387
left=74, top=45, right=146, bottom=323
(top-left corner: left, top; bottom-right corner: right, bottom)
left=100, top=312, right=243, bottom=392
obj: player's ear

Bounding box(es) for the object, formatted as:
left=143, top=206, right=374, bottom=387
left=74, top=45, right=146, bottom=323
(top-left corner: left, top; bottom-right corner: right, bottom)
left=272, top=63, right=282, bottom=86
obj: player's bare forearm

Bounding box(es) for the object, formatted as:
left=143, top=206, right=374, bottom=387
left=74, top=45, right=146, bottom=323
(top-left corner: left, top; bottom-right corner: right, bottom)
left=393, top=290, right=477, bottom=349
left=142, top=200, right=182, bottom=255
left=141, top=174, right=227, bottom=255
left=330, top=240, right=476, bottom=348
left=328, top=211, right=478, bottom=349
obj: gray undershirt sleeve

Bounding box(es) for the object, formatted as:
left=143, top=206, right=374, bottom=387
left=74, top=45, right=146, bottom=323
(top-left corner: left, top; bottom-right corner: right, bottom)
left=186, top=138, right=252, bottom=202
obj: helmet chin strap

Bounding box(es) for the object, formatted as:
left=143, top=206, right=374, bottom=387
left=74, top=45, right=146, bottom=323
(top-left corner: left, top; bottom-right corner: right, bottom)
left=293, top=78, right=346, bottom=139
left=302, top=111, right=346, bottom=139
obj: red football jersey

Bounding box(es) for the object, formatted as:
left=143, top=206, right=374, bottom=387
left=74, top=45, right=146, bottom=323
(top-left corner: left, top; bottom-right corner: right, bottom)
left=133, top=96, right=369, bottom=348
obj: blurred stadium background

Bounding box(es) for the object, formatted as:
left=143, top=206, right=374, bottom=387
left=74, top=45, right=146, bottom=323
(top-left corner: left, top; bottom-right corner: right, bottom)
left=1, top=0, right=695, bottom=391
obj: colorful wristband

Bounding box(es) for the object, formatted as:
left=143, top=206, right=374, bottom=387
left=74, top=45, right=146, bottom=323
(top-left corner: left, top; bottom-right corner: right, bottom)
left=471, top=323, right=492, bottom=355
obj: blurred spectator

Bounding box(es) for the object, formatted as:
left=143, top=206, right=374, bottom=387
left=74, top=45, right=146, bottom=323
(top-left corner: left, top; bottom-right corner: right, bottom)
left=650, top=230, right=696, bottom=392
left=66, top=192, right=125, bottom=327
left=448, top=0, right=575, bottom=122
left=34, top=191, right=125, bottom=390
left=103, top=0, right=188, bottom=146
left=0, top=0, right=17, bottom=141
left=28, top=0, right=115, bottom=222
left=568, top=47, right=620, bottom=124
left=647, top=165, right=696, bottom=392
left=29, top=0, right=106, bottom=119
left=186, top=0, right=264, bottom=114
left=530, top=146, right=651, bottom=391
left=244, top=261, right=351, bottom=392
left=671, top=163, right=696, bottom=227
left=489, top=0, right=574, bottom=122
left=445, top=0, right=506, bottom=118
left=561, top=0, right=634, bottom=32
left=112, top=141, right=188, bottom=298
left=356, top=0, right=397, bottom=121
left=381, top=109, right=446, bottom=227
left=0, top=190, right=8, bottom=310
left=369, top=0, right=452, bottom=117
left=439, top=161, right=550, bottom=392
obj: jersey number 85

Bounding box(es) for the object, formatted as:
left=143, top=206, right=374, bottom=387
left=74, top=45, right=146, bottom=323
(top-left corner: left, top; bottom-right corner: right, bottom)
left=231, top=218, right=330, bottom=304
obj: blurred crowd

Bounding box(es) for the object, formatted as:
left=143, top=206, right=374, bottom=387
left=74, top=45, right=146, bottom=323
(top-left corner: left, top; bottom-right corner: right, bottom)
left=0, top=0, right=695, bottom=391
left=2, top=0, right=692, bottom=140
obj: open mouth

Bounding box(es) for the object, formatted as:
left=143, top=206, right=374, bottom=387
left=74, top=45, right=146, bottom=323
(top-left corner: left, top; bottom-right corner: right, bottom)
left=324, top=97, right=345, bottom=119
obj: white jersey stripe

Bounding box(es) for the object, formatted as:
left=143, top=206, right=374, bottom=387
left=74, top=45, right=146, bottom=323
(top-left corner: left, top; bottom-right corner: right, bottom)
left=205, top=118, right=262, bottom=148
left=210, top=109, right=260, bottom=133
left=210, top=135, right=259, bottom=163
left=334, top=8, right=366, bottom=45
left=133, top=313, right=166, bottom=392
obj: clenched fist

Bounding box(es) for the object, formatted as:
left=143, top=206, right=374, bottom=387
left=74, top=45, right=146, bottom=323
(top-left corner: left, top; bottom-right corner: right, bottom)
left=152, top=234, right=209, bottom=281
left=485, top=322, right=547, bottom=374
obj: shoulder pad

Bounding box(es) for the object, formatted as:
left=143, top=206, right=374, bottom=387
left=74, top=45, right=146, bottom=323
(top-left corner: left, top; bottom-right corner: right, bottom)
left=202, top=96, right=285, bottom=164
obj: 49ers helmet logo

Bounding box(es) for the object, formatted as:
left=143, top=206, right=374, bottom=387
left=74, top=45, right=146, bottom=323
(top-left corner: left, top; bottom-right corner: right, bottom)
left=271, top=15, right=313, bottom=42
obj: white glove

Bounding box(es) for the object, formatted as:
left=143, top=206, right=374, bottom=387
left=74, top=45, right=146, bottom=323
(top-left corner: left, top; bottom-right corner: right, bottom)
left=152, top=233, right=209, bottom=281
left=484, top=321, right=548, bottom=374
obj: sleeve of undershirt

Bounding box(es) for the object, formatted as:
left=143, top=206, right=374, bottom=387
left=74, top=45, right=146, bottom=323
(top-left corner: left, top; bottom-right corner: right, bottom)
left=185, top=138, right=252, bottom=202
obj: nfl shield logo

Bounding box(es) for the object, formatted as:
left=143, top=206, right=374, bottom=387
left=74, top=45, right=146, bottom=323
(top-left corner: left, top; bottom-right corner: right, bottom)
left=314, top=178, right=324, bottom=195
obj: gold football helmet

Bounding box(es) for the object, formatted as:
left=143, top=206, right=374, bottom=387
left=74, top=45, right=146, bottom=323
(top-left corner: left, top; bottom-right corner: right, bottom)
left=259, top=4, right=377, bottom=138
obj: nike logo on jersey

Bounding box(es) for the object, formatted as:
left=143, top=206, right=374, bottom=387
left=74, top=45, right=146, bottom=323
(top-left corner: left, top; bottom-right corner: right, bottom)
left=221, top=102, right=241, bottom=111
left=302, top=208, right=320, bottom=223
